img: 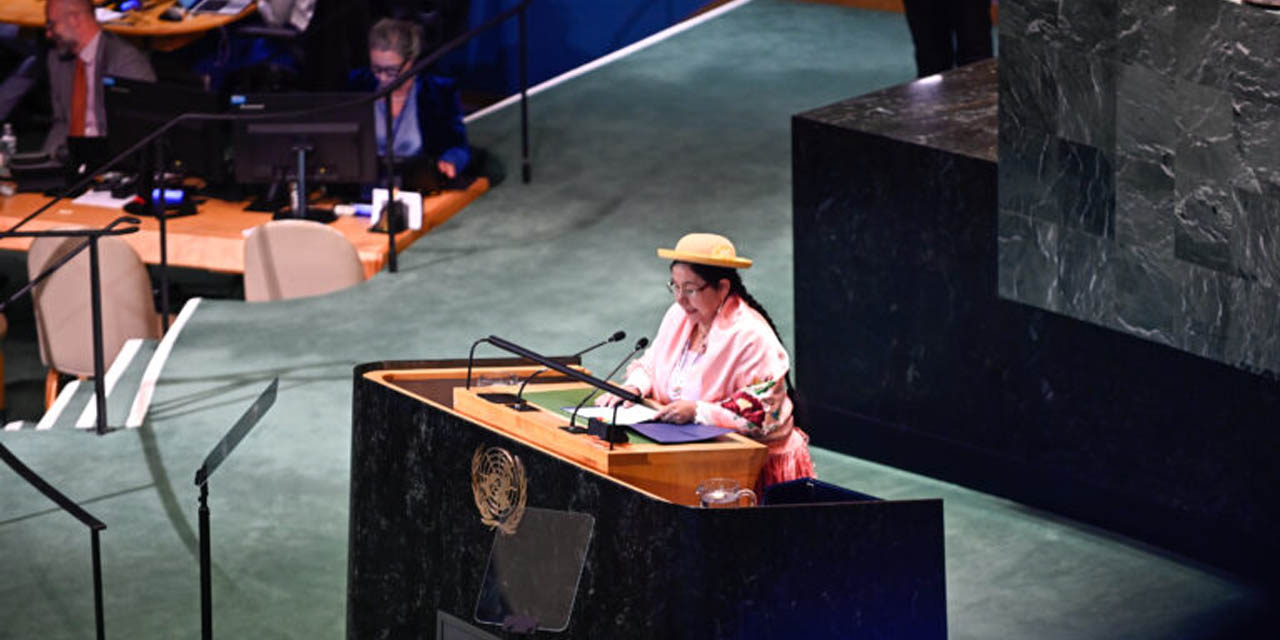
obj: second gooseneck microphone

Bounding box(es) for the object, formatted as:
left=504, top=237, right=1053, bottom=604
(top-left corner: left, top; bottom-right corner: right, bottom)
left=567, top=337, right=649, bottom=431
left=515, top=330, right=626, bottom=404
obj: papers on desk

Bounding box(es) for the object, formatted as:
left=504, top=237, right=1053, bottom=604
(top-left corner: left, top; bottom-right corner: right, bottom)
left=568, top=405, right=736, bottom=444
left=628, top=422, right=734, bottom=444
left=570, top=405, right=658, bottom=425
left=72, top=190, right=134, bottom=210
left=95, top=8, right=126, bottom=22
left=370, top=188, right=423, bottom=230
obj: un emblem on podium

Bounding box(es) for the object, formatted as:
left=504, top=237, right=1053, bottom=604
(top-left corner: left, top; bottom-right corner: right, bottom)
left=471, top=446, right=527, bottom=535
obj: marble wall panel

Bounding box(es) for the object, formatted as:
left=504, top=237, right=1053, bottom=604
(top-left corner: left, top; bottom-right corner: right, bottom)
left=1173, top=174, right=1238, bottom=275
left=1173, top=0, right=1238, bottom=90
left=1058, top=224, right=1114, bottom=319
left=1000, top=0, right=1280, bottom=377
left=1058, top=0, right=1117, bottom=57
left=1116, top=64, right=1176, bottom=163
left=1000, top=0, right=1060, bottom=44
left=1056, top=139, right=1114, bottom=237
left=998, top=35, right=1058, bottom=136
left=998, top=123, right=1062, bottom=222
left=1235, top=183, right=1280, bottom=290
left=1056, top=53, right=1116, bottom=152
left=1175, top=79, right=1258, bottom=193
left=1117, top=0, right=1176, bottom=74
left=1111, top=245, right=1187, bottom=348
left=997, top=211, right=1060, bottom=308
left=1177, top=264, right=1234, bottom=362
left=1114, top=153, right=1175, bottom=253
left=1230, top=5, right=1280, bottom=104
left=1235, top=98, right=1280, bottom=189
left=1225, top=281, right=1280, bottom=376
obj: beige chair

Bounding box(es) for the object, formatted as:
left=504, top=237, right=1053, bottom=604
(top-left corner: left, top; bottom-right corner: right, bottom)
left=27, top=234, right=162, bottom=407
left=243, top=220, right=366, bottom=302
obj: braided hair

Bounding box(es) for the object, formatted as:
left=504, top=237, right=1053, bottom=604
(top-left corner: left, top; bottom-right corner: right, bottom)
left=673, top=261, right=799, bottom=416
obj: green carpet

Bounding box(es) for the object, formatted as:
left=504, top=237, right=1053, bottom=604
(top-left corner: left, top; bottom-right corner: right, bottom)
left=0, top=1, right=1271, bottom=638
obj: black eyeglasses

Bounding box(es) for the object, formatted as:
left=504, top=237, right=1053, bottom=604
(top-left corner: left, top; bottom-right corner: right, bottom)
left=372, top=64, right=406, bottom=78
left=667, top=281, right=711, bottom=297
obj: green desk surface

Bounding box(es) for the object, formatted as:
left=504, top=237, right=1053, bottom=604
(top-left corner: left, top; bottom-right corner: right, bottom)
left=522, top=389, right=658, bottom=445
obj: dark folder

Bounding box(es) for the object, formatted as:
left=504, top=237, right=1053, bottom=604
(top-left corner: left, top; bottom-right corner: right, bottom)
left=628, top=421, right=734, bottom=444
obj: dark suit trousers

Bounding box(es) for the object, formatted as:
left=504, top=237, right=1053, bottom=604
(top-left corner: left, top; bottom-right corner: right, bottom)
left=903, top=0, right=993, bottom=78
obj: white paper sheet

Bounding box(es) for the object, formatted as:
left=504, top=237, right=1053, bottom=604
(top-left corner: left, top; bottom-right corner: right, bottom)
left=567, top=404, right=658, bottom=425
left=72, top=189, right=133, bottom=210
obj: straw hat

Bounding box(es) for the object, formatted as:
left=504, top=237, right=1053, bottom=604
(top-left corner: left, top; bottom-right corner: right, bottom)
left=657, top=233, right=752, bottom=269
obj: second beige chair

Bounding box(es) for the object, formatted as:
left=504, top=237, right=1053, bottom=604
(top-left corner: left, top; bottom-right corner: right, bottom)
left=243, top=219, right=366, bottom=302
left=27, top=234, right=162, bottom=407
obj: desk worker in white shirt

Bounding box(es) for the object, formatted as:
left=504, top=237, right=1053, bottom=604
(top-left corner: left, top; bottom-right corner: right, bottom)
left=42, top=0, right=155, bottom=160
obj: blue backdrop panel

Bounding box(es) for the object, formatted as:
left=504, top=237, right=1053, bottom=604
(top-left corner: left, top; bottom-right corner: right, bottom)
left=440, top=0, right=709, bottom=95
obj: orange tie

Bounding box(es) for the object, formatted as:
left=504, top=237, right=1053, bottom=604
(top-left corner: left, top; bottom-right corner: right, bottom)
left=69, top=57, right=87, bottom=138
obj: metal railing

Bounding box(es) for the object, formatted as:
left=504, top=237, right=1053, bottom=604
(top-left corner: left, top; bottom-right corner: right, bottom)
left=0, top=442, right=109, bottom=639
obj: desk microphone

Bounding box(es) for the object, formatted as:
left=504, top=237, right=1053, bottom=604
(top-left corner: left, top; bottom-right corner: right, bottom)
left=567, top=337, right=648, bottom=432
left=514, top=330, right=626, bottom=405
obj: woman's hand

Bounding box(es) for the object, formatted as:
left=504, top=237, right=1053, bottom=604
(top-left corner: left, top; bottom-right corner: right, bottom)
left=595, top=385, right=641, bottom=408
left=653, top=400, right=696, bottom=424
left=437, top=159, right=458, bottom=179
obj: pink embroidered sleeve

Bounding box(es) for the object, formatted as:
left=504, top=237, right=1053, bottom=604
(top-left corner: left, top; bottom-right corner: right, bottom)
left=693, top=333, right=792, bottom=437
left=694, top=374, right=790, bottom=437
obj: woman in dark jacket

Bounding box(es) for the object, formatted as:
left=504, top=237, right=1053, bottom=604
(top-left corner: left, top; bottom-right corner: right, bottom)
left=349, top=17, right=470, bottom=190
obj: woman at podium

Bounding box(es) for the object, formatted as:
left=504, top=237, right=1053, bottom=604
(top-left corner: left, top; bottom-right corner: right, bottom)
left=599, top=233, right=815, bottom=488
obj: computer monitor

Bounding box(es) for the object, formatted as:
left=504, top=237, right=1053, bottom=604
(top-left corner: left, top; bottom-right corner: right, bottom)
left=103, top=76, right=228, bottom=181
left=229, top=92, right=377, bottom=221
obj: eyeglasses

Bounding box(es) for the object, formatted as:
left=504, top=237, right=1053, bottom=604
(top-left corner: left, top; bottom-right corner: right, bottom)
left=371, top=64, right=406, bottom=78
left=667, top=281, right=711, bottom=297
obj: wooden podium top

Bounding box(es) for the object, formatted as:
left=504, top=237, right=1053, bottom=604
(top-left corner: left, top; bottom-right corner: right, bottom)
left=0, top=178, right=488, bottom=278
left=365, top=364, right=766, bottom=506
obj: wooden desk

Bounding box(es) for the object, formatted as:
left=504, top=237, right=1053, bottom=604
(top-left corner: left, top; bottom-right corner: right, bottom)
left=0, top=178, right=488, bottom=279
left=1, top=1, right=256, bottom=51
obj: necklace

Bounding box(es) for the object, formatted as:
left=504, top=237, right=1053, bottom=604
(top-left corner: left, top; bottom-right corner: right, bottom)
left=669, top=335, right=704, bottom=400
left=688, top=323, right=708, bottom=354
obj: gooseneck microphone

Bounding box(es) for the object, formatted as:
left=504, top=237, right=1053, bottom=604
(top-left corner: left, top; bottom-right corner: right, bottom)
left=568, top=337, right=649, bottom=431
left=514, top=330, right=626, bottom=404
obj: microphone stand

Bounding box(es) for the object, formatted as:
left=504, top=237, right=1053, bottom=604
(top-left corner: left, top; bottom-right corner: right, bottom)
left=193, top=379, right=279, bottom=640
left=481, top=336, right=645, bottom=450
left=514, top=331, right=625, bottom=406
left=567, top=338, right=648, bottom=447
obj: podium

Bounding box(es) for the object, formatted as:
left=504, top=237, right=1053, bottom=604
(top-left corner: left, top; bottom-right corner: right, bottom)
left=349, top=358, right=947, bottom=639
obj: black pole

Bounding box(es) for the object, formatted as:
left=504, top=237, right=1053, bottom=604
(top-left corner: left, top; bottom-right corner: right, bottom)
left=91, top=528, right=105, bottom=640
left=382, top=92, right=399, bottom=273
left=153, top=142, right=170, bottom=333
left=519, top=5, right=531, bottom=184
left=199, top=482, right=211, bottom=640
left=88, top=236, right=109, bottom=435
left=294, top=145, right=307, bottom=220
left=1, top=443, right=110, bottom=637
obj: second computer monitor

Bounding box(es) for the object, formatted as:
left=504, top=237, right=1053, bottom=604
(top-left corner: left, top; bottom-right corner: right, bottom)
left=229, top=92, right=377, bottom=187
